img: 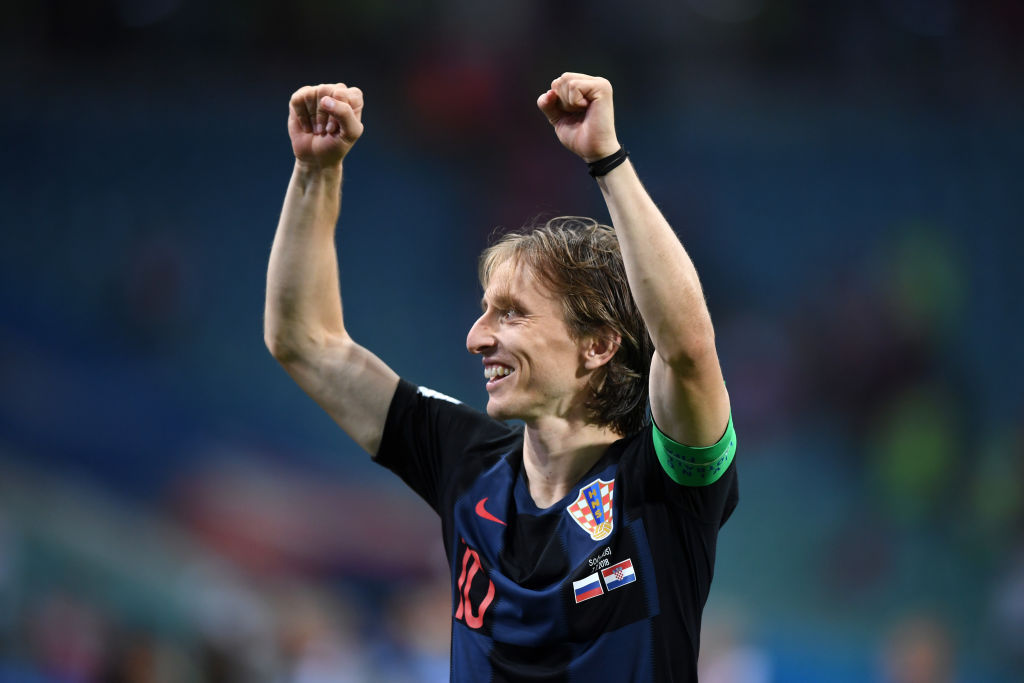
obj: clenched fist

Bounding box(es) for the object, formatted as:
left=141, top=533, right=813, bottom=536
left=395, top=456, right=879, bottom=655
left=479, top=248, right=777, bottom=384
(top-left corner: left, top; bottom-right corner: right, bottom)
left=288, top=83, right=364, bottom=169
left=537, top=73, right=620, bottom=163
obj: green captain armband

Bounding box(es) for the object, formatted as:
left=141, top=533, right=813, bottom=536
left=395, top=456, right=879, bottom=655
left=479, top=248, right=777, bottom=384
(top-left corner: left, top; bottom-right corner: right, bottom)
left=652, top=414, right=736, bottom=486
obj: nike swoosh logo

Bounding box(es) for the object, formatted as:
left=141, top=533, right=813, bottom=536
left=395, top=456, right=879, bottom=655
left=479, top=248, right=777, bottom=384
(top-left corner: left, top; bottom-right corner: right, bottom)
left=475, top=497, right=506, bottom=526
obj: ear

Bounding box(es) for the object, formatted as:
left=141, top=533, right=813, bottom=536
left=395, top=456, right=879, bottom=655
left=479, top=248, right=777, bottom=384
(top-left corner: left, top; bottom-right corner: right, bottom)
left=581, top=330, right=621, bottom=371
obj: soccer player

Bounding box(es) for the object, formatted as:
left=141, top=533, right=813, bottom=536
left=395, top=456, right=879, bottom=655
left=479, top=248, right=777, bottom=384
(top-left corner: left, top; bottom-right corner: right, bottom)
left=265, top=73, right=738, bottom=681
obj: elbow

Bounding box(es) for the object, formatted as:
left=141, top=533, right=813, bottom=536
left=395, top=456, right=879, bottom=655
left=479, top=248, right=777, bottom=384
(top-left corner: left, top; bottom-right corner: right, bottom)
left=264, top=328, right=301, bottom=364
left=263, top=319, right=312, bottom=364
left=264, top=331, right=294, bottom=363
left=264, top=322, right=349, bottom=365
left=660, top=327, right=717, bottom=376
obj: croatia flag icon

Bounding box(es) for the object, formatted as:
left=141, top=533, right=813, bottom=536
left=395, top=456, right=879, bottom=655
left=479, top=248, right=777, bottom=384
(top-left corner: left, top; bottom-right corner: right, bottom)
left=573, top=572, right=604, bottom=604
left=601, top=558, right=637, bottom=591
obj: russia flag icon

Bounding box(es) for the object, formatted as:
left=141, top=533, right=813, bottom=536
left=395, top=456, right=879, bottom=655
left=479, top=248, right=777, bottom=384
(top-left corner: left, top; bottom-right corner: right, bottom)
left=573, top=572, right=604, bottom=604
left=601, top=558, right=637, bottom=591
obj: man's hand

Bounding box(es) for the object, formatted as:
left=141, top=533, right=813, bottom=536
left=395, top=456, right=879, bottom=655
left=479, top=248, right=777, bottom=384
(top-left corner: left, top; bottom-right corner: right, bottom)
left=288, top=83, right=364, bottom=169
left=537, top=73, right=620, bottom=163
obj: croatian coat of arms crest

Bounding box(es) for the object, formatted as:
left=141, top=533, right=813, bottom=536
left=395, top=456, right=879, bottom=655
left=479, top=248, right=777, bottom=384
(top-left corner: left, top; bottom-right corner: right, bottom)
left=566, top=478, right=614, bottom=541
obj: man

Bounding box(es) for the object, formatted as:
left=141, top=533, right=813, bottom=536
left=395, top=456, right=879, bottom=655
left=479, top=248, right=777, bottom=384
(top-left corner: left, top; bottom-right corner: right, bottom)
left=265, top=73, right=738, bottom=681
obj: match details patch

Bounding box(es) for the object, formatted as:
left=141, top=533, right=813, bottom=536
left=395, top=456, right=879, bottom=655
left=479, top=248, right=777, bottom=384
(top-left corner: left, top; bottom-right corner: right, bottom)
left=600, top=558, right=637, bottom=591
left=572, top=572, right=604, bottom=603
left=566, top=478, right=614, bottom=541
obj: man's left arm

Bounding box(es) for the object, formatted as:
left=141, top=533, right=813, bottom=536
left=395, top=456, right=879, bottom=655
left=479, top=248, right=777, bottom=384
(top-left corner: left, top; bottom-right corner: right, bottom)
left=538, top=73, right=731, bottom=456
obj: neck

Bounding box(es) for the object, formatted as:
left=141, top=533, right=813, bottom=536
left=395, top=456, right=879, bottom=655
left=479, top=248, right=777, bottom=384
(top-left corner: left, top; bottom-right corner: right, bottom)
left=521, top=416, right=620, bottom=509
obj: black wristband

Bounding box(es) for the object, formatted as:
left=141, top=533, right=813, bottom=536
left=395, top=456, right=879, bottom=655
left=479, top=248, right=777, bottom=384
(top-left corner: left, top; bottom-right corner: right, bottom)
left=587, top=146, right=629, bottom=178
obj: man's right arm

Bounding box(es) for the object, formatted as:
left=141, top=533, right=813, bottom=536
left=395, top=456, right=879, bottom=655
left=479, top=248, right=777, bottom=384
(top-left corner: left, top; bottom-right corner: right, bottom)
left=264, top=83, right=399, bottom=456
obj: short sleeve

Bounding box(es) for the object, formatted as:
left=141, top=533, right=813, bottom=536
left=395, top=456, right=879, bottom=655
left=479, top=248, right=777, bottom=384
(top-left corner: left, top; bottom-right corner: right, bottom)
left=637, top=419, right=739, bottom=527
left=374, top=379, right=517, bottom=514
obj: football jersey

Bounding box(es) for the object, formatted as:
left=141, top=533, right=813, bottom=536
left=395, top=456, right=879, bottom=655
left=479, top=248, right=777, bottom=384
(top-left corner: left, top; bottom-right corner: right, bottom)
left=374, top=379, right=738, bottom=682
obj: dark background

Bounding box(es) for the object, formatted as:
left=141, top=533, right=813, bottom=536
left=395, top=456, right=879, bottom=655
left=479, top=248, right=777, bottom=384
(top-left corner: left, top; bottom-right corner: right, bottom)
left=1, top=0, right=1022, bottom=680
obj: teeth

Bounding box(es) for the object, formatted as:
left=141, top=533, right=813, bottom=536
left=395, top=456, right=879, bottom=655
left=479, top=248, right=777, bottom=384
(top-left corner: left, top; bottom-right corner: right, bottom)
left=484, top=365, right=514, bottom=380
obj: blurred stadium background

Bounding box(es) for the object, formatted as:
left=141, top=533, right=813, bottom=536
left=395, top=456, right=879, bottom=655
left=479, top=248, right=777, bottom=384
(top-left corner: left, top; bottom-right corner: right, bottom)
left=1, top=0, right=1022, bottom=680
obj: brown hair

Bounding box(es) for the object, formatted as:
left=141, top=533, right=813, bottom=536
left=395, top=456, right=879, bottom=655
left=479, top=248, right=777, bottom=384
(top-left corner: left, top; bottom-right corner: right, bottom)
left=479, top=216, right=654, bottom=435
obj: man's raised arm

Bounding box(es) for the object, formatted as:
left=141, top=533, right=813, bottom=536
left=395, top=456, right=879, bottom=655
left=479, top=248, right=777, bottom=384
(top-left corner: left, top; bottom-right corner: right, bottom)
left=538, top=73, right=730, bottom=452
left=264, top=83, right=398, bottom=456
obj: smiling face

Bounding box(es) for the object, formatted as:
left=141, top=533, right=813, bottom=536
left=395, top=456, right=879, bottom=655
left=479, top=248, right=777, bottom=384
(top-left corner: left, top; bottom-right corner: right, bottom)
left=474, top=219, right=654, bottom=435
left=466, top=259, right=593, bottom=424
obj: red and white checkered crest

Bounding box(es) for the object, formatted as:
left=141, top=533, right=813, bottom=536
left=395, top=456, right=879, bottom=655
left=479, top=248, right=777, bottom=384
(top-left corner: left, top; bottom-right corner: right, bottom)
left=566, top=478, right=614, bottom=541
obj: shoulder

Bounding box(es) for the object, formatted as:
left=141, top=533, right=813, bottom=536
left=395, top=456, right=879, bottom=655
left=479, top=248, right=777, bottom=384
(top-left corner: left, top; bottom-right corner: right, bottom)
left=381, top=379, right=521, bottom=453
left=374, top=379, right=523, bottom=513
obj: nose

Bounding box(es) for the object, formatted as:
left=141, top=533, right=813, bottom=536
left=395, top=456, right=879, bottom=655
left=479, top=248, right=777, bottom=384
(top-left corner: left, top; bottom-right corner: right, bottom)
left=466, top=313, right=497, bottom=355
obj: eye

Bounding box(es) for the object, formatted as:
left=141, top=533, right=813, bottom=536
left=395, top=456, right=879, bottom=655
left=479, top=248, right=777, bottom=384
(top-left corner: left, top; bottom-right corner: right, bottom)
left=500, top=308, right=519, bottom=322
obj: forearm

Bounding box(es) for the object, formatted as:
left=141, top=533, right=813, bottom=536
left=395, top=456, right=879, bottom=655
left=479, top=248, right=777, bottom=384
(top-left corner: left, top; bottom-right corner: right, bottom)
left=265, top=161, right=348, bottom=360
left=598, top=161, right=714, bottom=369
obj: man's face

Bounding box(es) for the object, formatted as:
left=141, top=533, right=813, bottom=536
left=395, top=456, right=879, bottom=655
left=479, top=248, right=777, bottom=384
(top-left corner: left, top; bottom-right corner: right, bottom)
left=466, top=259, right=591, bottom=423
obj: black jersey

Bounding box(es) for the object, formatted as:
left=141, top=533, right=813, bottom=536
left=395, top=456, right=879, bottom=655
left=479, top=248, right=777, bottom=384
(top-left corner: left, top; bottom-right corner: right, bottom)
left=375, top=379, right=738, bottom=682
